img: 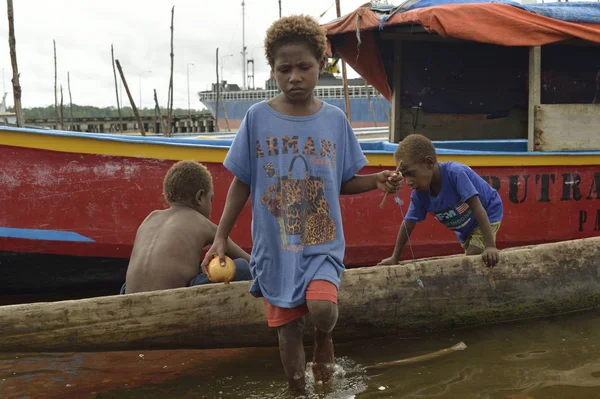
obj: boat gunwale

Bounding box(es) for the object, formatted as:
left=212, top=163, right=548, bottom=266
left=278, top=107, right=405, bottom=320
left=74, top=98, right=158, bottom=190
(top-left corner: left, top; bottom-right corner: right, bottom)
left=3, top=125, right=600, bottom=157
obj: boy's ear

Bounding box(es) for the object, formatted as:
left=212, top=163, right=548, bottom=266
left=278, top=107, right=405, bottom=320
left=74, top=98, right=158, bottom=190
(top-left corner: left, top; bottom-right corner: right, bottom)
left=424, top=155, right=436, bottom=169
left=195, top=189, right=205, bottom=203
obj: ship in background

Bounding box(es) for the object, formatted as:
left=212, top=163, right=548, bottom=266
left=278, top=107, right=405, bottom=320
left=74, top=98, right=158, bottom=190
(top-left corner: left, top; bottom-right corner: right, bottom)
left=198, top=58, right=392, bottom=131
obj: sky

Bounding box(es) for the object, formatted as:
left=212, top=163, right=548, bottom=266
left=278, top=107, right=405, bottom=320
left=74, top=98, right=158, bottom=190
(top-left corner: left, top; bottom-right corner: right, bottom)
left=0, top=0, right=376, bottom=110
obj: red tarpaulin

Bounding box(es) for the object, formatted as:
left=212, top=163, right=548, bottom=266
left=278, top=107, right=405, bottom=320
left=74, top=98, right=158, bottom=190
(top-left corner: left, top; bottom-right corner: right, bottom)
left=322, top=3, right=600, bottom=101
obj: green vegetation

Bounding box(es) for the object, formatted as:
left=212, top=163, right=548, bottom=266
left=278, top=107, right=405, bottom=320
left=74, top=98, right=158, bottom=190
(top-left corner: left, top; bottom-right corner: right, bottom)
left=7, top=104, right=212, bottom=120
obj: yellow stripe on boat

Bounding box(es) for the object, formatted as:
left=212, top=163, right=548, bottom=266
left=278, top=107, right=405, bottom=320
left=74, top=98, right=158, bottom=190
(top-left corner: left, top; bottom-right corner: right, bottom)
left=1, top=128, right=600, bottom=167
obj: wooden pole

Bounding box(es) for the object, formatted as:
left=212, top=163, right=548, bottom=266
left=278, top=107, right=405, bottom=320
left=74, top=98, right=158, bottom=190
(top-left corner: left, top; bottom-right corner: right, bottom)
left=365, top=81, right=378, bottom=127
left=67, top=72, right=73, bottom=130
left=365, top=342, right=467, bottom=370
left=528, top=46, right=541, bottom=152
left=6, top=0, right=24, bottom=127
left=111, top=45, right=123, bottom=132
left=153, top=89, right=168, bottom=136
left=335, top=0, right=351, bottom=123
left=389, top=41, right=403, bottom=143
left=166, top=6, right=175, bottom=137
left=215, top=48, right=220, bottom=132
left=115, top=59, right=146, bottom=136
left=53, top=39, right=59, bottom=129
left=59, top=84, right=64, bottom=130
left=153, top=100, right=159, bottom=134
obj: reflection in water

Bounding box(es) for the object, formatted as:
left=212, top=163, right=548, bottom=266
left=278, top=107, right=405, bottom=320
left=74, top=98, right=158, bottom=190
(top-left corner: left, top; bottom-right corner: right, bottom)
left=2, top=309, right=600, bottom=398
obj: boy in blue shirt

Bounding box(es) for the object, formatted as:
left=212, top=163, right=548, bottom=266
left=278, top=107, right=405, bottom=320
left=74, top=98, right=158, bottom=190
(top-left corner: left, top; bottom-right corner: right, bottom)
left=202, top=15, right=401, bottom=393
left=379, top=134, right=503, bottom=267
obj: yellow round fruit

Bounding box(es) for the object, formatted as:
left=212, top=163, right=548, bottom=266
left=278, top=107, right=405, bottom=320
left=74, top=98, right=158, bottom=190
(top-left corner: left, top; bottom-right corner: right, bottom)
left=207, top=256, right=236, bottom=284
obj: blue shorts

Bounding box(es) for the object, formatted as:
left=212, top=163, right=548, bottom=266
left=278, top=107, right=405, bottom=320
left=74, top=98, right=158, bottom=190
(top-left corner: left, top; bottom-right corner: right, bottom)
left=120, top=258, right=252, bottom=294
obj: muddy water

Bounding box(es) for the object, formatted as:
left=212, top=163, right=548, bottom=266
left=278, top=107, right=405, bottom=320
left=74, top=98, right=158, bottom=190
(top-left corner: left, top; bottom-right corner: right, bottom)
left=2, top=309, right=600, bottom=399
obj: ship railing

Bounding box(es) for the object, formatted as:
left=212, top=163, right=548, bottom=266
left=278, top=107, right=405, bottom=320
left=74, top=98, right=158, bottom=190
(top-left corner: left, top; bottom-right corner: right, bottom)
left=198, top=85, right=385, bottom=102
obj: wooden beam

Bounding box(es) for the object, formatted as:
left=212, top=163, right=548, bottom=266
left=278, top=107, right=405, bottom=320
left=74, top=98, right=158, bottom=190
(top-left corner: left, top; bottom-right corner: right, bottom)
left=380, top=32, right=464, bottom=43
left=389, top=41, right=403, bottom=143
left=527, top=46, right=541, bottom=152
left=548, top=38, right=600, bottom=47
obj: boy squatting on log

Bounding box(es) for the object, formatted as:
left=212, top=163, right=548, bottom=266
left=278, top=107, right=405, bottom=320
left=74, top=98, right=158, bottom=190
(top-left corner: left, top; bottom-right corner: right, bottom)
left=379, top=134, right=504, bottom=268
left=201, top=15, right=402, bottom=393
left=120, top=160, right=252, bottom=294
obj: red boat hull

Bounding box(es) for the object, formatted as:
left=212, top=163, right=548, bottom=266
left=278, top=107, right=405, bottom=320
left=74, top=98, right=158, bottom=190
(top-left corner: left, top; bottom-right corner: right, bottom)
left=2, top=144, right=600, bottom=261
left=1, top=133, right=599, bottom=296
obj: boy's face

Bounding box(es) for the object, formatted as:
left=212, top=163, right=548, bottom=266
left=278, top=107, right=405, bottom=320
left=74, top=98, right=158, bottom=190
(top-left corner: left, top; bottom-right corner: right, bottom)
left=272, top=42, right=322, bottom=103
left=400, top=157, right=435, bottom=192
left=196, top=188, right=214, bottom=218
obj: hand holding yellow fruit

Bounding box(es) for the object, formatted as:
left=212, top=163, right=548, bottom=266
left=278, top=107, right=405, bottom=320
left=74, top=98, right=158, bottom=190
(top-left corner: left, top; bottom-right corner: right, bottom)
left=207, top=256, right=236, bottom=284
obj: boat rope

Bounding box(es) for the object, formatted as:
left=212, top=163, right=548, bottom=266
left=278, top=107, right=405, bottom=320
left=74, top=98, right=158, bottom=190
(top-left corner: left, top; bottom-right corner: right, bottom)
left=394, top=186, right=424, bottom=289
left=394, top=187, right=416, bottom=262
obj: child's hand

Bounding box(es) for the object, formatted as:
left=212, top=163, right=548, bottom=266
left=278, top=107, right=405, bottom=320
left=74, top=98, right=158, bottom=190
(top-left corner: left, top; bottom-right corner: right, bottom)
left=201, top=236, right=228, bottom=276
left=481, top=247, right=499, bottom=267
left=378, top=256, right=400, bottom=266
left=376, top=170, right=403, bottom=193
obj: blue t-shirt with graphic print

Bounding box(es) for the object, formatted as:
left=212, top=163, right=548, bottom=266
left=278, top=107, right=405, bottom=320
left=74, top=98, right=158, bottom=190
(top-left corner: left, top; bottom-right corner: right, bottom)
left=405, top=161, right=503, bottom=243
left=223, top=101, right=368, bottom=308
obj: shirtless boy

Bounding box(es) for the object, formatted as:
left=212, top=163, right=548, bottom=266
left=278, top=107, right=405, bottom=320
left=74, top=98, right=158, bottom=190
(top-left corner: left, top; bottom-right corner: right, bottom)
left=122, top=160, right=251, bottom=294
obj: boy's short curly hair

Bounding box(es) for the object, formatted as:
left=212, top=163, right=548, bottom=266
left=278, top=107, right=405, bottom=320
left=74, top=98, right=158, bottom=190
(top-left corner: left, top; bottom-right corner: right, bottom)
left=264, top=15, right=328, bottom=67
left=163, top=161, right=212, bottom=204
left=395, top=134, right=437, bottom=164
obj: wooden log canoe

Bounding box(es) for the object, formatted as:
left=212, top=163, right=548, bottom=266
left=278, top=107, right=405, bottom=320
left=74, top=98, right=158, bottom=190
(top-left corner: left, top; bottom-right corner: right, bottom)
left=1, top=237, right=599, bottom=353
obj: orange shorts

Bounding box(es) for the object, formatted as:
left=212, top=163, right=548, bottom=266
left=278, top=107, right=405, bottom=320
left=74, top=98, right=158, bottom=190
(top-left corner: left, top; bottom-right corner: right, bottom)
left=263, top=280, right=338, bottom=328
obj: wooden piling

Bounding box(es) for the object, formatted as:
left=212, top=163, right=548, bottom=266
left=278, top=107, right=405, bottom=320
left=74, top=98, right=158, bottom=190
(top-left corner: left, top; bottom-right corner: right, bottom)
left=53, top=40, right=59, bottom=128
left=67, top=72, right=73, bottom=130
left=6, top=0, right=24, bottom=127
left=115, top=59, right=145, bottom=136
left=111, top=45, right=123, bottom=132
left=166, top=6, right=175, bottom=137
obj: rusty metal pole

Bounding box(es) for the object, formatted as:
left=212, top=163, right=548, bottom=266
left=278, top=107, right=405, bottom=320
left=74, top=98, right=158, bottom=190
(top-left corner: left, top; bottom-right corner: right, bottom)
left=335, top=0, right=352, bottom=123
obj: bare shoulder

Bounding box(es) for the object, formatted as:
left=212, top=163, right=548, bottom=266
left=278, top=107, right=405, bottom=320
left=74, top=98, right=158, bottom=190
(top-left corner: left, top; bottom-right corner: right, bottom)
left=169, top=208, right=215, bottom=234
left=195, top=213, right=218, bottom=241
left=135, top=209, right=167, bottom=234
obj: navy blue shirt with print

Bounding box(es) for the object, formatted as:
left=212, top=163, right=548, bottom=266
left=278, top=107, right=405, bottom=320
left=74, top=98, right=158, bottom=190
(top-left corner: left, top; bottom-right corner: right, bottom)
left=405, top=162, right=503, bottom=243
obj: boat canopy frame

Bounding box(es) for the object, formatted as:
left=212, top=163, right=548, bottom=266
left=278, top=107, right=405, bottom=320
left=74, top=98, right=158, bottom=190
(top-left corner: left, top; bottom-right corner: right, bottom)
left=382, top=31, right=600, bottom=151
left=322, top=1, right=600, bottom=150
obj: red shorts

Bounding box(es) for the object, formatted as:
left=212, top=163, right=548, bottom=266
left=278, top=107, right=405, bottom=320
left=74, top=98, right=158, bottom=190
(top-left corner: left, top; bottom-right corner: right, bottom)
left=263, top=280, right=338, bottom=327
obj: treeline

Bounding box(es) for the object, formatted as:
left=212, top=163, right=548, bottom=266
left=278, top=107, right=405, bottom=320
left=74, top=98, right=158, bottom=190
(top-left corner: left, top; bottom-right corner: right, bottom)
left=7, top=104, right=212, bottom=120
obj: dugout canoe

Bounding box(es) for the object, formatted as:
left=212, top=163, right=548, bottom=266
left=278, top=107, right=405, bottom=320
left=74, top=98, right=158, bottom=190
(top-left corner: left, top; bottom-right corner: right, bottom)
left=1, top=237, right=599, bottom=353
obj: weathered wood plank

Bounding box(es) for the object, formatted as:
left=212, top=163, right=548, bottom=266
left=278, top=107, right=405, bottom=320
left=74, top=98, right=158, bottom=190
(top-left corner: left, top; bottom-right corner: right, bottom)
left=528, top=46, right=541, bottom=152
left=0, top=237, right=599, bottom=353
left=534, top=104, right=600, bottom=151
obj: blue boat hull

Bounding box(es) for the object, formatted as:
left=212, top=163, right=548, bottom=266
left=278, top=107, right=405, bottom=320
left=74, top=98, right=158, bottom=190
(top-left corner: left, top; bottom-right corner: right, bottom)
left=202, top=97, right=391, bottom=129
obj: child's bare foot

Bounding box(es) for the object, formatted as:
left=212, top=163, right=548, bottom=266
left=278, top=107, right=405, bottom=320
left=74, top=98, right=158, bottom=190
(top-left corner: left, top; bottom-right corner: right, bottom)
left=312, top=327, right=335, bottom=385
left=287, top=374, right=306, bottom=395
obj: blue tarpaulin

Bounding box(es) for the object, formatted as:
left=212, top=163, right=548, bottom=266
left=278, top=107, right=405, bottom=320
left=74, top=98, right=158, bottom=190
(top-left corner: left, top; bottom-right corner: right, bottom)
left=386, top=0, right=600, bottom=24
